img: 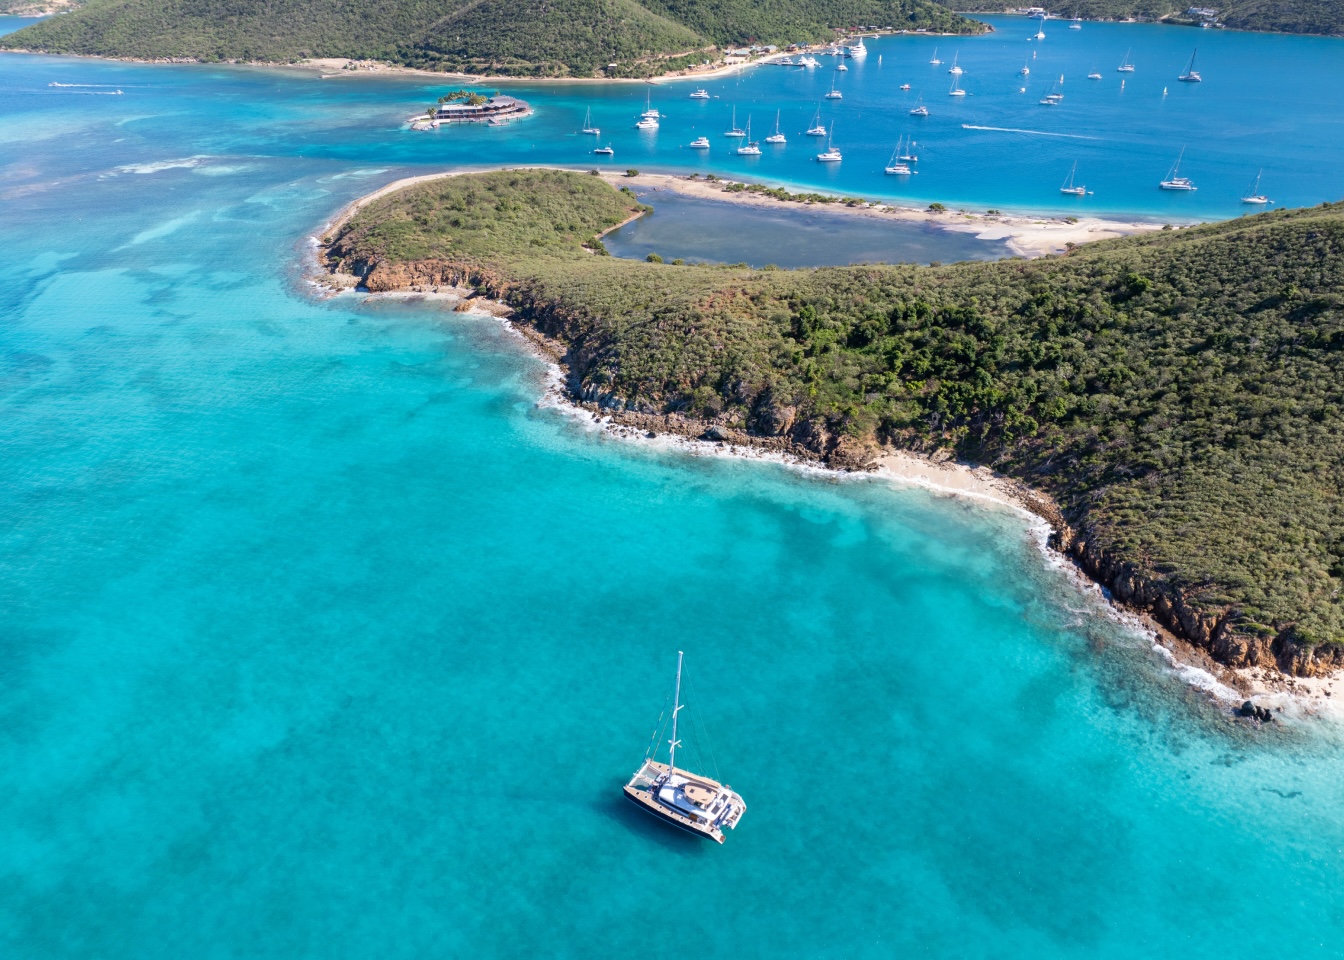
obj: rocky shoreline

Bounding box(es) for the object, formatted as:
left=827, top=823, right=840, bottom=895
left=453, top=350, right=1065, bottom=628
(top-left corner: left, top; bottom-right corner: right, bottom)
left=311, top=176, right=1342, bottom=705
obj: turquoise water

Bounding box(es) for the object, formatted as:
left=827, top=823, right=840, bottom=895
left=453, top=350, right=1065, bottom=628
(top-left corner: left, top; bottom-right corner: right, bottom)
left=4, top=22, right=1344, bottom=958
left=605, top=188, right=1012, bottom=265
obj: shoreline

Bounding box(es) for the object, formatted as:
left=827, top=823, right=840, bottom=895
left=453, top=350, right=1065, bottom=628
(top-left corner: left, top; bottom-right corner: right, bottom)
left=317, top=164, right=1166, bottom=261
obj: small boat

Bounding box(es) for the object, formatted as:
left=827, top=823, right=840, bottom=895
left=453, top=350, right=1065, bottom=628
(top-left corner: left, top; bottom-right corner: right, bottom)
left=594, top=145, right=614, bottom=155
left=825, top=78, right=843, bottom=100
left=897, top=135, right=919, bottom=162
left=1118, top=49, right=1135, bottom=73
left=581, top=107, right=600, bottom=136
left=690, top=88, right=711, bottom=100
left=948, top=75, right=966, bottom=97
left=837, top=63, right=848, bottom=72
left=1087, top=70, right=1102, bottom=80
left=799, top=55, right=819, bottom=68
left=929, top=47, right=942, bottom=66
left=806, top=105, right=828, bottom=136
left=1070, top=15, right=1083, bottom=29
left=736, top=118, right=761, bottom=155
left=689, top=136, right=710, bottom=149
left=1241, top=169, right=1271, bottom=204
left=636, top=115, right=659, bottom=129
left=1159, top=148, right=1197, bottom=190
left=949, top=53, right=963, bottom=75
left=910, top=98, right=929, bottom=117
left=724, top=106, right=746, bottom=137
left=764, top=109, right=787, bottom=144
left=1178, top=48, right=1202, bottom=82
left=1020, top=60, right=1031, bottom=76
left=900, top=83, right=911, bottom=90
left=623, top=652, right=747, bottom=844
left=1060, top=161, right=1087, bottom=196
left=1035, top=15, right=1047, bottom=39
left=816, top=124, right=842, bottom=162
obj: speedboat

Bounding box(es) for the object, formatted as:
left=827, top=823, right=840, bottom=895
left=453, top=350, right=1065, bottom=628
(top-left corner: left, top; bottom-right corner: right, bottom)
left=900, top=83, right=911, bottom=90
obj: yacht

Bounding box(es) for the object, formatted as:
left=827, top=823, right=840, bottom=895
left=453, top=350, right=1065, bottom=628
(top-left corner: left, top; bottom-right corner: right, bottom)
left=1087, top=70, right=1103, bottom=80
left=1020, top=60, right=1030, bottom=76
left=690, top=88, right=711, bottom=100
left=689, top=136, right=710, bottom=149
left=623, top=652, right=747, bottom=844
left=764, top=110, right=787, bottom=144
left=724, top=106, right=746, bottom=137
left=825, top=79, right=843, bottom=100
left=636, top=115, right=659, bottom=129
left=910, top=98, right=929, bottom=116
left=900, top=83, right=912, bottom=90
left=581, top=107, right=600, bottom=136
left=1159, top=148, right=1197, bottom=190
left=736, top=118, right=761, bottom=155
left=1178, top=48, right=1202, bottom=82
left=1241, top=169, right=1271, bottom=204
left=948, top=75, right=966, bottom=97
left=799, top=55, right=819, bottom=68
left=1117, top=49, right=1135, bottom=73
left=949, top=53, right=963, bottom=75
left=816, top=125, right=842, bottom=161
left=929, top=47, right=942, bottom=65
left=594, top=144, right=614, bottom=155
left=845, top=38, right=868, bottom=59
left=806, top=106, right=828, bottom=136
left=1060, top=161, right=1087, bottom=196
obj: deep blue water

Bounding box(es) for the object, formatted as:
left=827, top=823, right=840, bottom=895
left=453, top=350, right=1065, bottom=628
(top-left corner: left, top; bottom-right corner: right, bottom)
left=3, top=19, right=1344, bottom=959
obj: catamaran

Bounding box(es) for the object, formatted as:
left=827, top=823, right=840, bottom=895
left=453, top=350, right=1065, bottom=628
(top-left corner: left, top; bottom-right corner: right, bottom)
left=929, top=47, right=942, bottom=65
left=949, top=52, right=963, bottom=75
left=581, top=107, right=600, bottom=136
left=885, top=137, right=913, bottom=175
left=825, top=78, right=843, bottom=100
left=806, top=105, right=828, bottom=136
left=689, top=136, right=710, bottom=149
left=1159, top=148, right=1197, bottom=190
left=623, top=652, right=747, bottom=844
left=897, top=135, right=918, bottom=162
left=1178, top=48, right=1202, bottom=82
left=1241, top=169, right=1271, bottom=204
left=690, top=88, right=711, bottom=100
left=948, top=75, right=966, bottom=97
left=1117, top=48, right=1135, bottom=72
left=1034, top=14, right=1047, bottom=39
left=736, top=118, right=761, bottom=155
left=640, top=91, right=660, bottom=119
left=910, top=98, right=929, bottom=116
left=816, top=124, right=842, bottom=162
left=1060, top=161, right=1087, bottom=196
left=764, top=109, right=787, bottom=144
left=724, top=106, right=746, bottom=137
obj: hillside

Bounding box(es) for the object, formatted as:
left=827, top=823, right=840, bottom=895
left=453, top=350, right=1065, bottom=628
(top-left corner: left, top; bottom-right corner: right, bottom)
left=0, top=0, right=984, bottom=76
left=946, top=1, right=1344, bottom=37
left=322, top=169, right=1344, bottom=677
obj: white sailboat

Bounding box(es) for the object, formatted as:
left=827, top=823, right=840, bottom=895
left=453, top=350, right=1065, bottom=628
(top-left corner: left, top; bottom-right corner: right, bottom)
left=623, top=652, right=747, bottom=844
left=837, top=62, right=848, bottom=71
left=1020, top=59, right=1031, bottom=76
left=1241, top=169, right=1271, bottom=204
left=1060, top=161, right=1088, bottom=196
left=949, top=52, right=963, bottom=75
left=897, top=135, right=918, bottom=162
left=1087, top=70, right=1102, bottom=80
left=1117, top=48, right=1135, bottom=73
left=764, top=109, right=787, bottom=144
left=1070, top=13, right=1082, bottom=29
left=948, top=75, right=966, bottom=97
left=884, top=149, right=912, bottom=176
left=640, top=91, right=660, bottom=119
left=1034, top=14, right=1047, bottom=39
left=929, top=46, right=942, bottom=65
left=1178, top=48, right=1202, bottom=82
left=816, top=124, right=842, bottom=162
left=581, top=107, right=600, bottom=136
left=806, top=105, right=828, bottom=136
left=1159, top=148, right=1197, bottom=190
left=736, top=117, right=761, bottom=155
left=825, top=78, right=843, bottom=99
left=910, top=97, right=929, bottom=116
left=724, top=106, right=746, bottom=137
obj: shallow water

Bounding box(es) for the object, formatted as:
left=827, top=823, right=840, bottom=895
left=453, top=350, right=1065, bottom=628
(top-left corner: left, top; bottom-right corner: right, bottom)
left=2, top=23, right=1344, bottom=959
left=604, top=187, right=1012, bottom=266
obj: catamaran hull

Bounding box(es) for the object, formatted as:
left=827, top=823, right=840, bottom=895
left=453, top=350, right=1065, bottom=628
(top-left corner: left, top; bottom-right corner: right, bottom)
left=623, top=785, right=725, bottom=842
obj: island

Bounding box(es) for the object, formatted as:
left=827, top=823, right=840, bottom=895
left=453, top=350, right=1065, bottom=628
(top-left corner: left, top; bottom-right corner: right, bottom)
left=317, top=167, right=1344, bottom=682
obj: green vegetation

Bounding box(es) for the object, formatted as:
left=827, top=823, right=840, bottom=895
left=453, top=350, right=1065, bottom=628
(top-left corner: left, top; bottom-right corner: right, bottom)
left=0, top=0, right=983, bottom=76
left=325, top=169, right=1344, bottom=669
left=945, top=2, right=1344, bottom=37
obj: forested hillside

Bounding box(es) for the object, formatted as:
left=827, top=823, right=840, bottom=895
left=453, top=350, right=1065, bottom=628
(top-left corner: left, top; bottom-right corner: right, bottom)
left=323, top=169, right=1344, bottom=676
left=0, top=0, right=983, bottom=76
left=946, top=1, right=1344, bottom=37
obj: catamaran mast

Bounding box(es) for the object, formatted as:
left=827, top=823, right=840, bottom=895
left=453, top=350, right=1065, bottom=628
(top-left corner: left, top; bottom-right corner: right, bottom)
left=668, top=651, right=684, bottom=773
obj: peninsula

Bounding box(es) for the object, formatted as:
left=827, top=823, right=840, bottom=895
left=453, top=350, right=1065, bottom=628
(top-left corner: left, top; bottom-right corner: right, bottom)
left=0, top=0, right=982, bottom=77
left=318, top=168, right=1344, bottom=681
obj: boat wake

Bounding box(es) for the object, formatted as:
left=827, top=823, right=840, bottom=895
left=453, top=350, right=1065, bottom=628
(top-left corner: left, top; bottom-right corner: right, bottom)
left=962, top=124, right=1102, bottom=141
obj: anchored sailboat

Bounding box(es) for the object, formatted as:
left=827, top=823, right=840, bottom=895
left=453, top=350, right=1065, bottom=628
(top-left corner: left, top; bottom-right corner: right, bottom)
left=1159, top=148, right=1197, bottom=190
left=724, top=106, right=746, bottom=137
left=1178, top=48, right=1202, bottom=82
left=948, top=75, right=966, bottom=97
left=910, top=97, right=929, bottom=116
left=1117, top=48, right=1135, bottom=73
left=765, top=109, right=787, bottom=144
left=949, top=52, right=963, bottom=75
left=885, top=137, right=913, bottom=175
left=736, top=117, right=761, bottom=155
left=1241, top=169, right=1271, bottom=204
left=1060, top=161, right=1088, bottom=196
left=806, top=105, right=828, bottom=136
left=816, top=124, right=842, bottom=162
left=929, top=46, right=942, bottom=65
left=825, top=78, right=843, bottom=99
left=624, top=652, right=747, bottom=844
left=581, top=107, right=600, bottom=136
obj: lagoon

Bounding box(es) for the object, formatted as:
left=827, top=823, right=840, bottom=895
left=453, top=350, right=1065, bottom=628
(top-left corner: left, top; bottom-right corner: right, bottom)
left=3, top=18, right=1344, bottom=958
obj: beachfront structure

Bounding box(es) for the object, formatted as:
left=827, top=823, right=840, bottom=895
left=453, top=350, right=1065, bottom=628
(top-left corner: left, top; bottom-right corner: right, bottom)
left=419, top=95, right=531, bottom=125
